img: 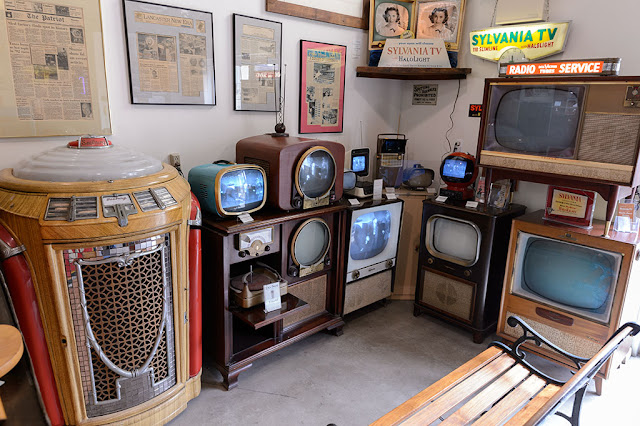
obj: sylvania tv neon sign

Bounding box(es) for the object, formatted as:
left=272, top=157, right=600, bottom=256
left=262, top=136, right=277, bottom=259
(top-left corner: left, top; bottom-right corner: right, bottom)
left=469, top=22, right=570, bottom=61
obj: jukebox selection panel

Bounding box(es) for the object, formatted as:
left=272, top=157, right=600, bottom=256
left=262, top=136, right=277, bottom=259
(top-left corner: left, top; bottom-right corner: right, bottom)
left=43, top=187, right=177, bottom=226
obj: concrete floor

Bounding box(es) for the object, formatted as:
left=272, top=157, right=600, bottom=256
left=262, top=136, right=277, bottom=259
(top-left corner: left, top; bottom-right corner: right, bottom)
left=170, top=301, right=639, bottom=425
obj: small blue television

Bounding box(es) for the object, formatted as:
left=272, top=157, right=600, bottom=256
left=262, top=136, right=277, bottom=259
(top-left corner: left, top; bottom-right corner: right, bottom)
left=188, top=161, right=266, bottom=217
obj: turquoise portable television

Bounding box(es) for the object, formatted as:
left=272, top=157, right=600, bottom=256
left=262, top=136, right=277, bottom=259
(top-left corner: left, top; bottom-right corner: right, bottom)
left=188, top=161, right=267, bottom=217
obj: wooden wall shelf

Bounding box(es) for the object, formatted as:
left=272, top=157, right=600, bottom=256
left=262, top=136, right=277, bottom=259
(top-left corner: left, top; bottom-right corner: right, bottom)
left=356, top=66, right=471, bottom=80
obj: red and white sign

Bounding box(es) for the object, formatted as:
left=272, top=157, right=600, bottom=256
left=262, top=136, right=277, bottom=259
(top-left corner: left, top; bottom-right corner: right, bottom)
left=506, top=60, right=604, bottom=76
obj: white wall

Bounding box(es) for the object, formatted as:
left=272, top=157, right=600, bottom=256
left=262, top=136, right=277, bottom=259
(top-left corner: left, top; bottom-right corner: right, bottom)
left=1, top=0, right=638, bottom=217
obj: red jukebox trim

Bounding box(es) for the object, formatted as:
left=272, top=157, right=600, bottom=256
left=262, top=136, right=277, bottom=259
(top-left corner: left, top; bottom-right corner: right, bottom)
left=188, top=193, right=202, bottom=377
left=0, top=224, right=64, bottom=426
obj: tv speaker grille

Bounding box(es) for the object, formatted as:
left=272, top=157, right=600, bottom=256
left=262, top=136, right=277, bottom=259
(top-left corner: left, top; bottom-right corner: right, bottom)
left=344, top=270, right=392, bottom=315
left=577, top=113, right=640, bottom=165
left=284, top=275, right=327, bottom=328
left=420, top=270, right=473, bottom=322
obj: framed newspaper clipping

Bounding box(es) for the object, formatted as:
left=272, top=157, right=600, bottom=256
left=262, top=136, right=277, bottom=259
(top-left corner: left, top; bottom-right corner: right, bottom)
left=123, top=0, right=216, bottom=105
left=299, top=40, right=346, bottom=134
left=0, top=0, right=111, bottom=138
left=233, top=14, right=282, bottom=112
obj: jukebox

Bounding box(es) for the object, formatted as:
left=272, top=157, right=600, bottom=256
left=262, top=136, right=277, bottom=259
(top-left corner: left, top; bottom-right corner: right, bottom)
left=0, top=137, right=201, bottom=425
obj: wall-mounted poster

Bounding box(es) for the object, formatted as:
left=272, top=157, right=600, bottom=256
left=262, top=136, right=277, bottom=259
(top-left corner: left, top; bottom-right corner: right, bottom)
left=123, top=0, right=216, bottom=105
left=299, top=40, right=346, bottom=134
left=369, top=0, right=415, bottom=50
left=0, top=0, right=111, bottom=138
left=233, top=14, right=282, bottom=112
left=414, top=0, right=466, bottom=51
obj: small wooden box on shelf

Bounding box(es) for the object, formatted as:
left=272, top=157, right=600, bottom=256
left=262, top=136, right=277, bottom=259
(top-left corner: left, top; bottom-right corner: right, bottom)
left=201, top=204, right=347, bottom=389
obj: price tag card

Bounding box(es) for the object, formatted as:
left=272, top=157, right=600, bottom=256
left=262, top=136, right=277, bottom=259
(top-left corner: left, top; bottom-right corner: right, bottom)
left=436, top=195, right=448, bottom=203
left=263, top=282, right=282, bottom=313
left=348, top=198, right=360, bottom=206
left=386, top=193, right=397, bottom=200
left=238, top=213, right=254, bottom=224
left=373, top=179, right=383, bottom=200
left=427, top=188, right=437, bottom=194
left=466, top=201, right=479, bottom=209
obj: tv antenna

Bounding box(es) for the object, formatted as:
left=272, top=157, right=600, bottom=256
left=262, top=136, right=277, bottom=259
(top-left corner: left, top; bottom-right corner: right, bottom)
left=269, top=63, right=288, bottom=137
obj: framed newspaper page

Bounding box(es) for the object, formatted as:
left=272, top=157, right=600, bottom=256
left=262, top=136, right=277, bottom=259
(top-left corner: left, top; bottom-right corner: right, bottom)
left=414, top=0, right=466, bottom=52
left=0, top=0, right=111, bottom=138
left=233, top=14, right=282, bottom=112
left=123, top=0, right=216, bottom=105
left=266, top=0, right=369, bottom=30
left=299, top=40, right=346, bottom=134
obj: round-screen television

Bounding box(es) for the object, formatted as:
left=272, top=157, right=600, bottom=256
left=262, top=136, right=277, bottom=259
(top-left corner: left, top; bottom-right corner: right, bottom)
left=291, top=218, right=331, bottom=267
left=439, top=152, right=477, bottom=187
left=296, top=147, right=336, bottom=199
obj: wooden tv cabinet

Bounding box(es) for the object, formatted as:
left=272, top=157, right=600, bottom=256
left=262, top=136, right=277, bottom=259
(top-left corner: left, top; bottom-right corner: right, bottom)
left=201, top=205, right=346, bottom=389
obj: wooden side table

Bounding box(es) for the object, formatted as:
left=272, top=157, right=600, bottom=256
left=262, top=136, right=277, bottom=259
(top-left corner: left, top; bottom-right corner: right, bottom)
left=0, top=324, right=24, bottom=420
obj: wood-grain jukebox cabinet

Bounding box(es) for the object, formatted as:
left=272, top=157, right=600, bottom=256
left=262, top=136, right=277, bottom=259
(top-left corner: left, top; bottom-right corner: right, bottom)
left=415, top=199, right=526, bottom=343
left=0, top=140, right=200, bottom=425
left=498, top=211, right=640, bottom=384
left=201, top=205, right=345, bottom=390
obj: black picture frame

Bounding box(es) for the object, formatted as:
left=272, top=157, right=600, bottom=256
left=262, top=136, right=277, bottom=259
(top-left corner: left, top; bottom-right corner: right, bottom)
left=233, top=14, right=282, bottom=112
left=123, top=0, right=216, bottom=105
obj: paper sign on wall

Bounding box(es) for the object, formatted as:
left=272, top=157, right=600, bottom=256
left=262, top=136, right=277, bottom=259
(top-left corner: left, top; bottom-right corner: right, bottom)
left=412, top=85, right=438, bottom=105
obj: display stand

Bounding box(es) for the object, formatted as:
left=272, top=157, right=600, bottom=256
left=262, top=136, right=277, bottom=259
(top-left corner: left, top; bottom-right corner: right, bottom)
left=201, top=204, right=346, bottom=389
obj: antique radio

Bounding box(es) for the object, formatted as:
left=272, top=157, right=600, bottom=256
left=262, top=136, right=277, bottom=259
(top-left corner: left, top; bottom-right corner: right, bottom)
left=230, top=263, right=288, bottom=308
left=236, top=135, right=345, bottom=210
left=376, top=134, right=407, bottom=188
left=0, top=137, right=200, bottom=425
left=188, top=160, right=266, bottom=217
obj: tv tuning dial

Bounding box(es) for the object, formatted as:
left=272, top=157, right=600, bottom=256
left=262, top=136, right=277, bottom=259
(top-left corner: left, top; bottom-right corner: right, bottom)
left=352, top=270, right=360, bottom=280
left=386, top=259, right=393, bottom=269
left=427, top=257, right=434, bottom=265
left=464, top=270, right=471, bottom=277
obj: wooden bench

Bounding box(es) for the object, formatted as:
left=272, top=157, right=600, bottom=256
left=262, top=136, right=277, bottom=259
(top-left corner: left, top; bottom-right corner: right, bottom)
left=372, top=316, right=640, bottom=425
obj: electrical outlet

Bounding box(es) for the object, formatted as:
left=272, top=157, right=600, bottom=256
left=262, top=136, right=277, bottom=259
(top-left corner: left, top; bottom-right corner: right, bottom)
left=169, top=153, right=181, bottom=167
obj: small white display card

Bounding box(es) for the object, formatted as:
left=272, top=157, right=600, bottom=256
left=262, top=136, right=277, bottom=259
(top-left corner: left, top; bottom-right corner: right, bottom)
left=373, top=179, right=383, bottom=200
left=385, top=188, right=397, bottom=200
left=263, top=282, right=282, bottom=313
left=238, top=213, right=254, bottom=224
left=379, top=39, right=451, bottom=68
left=348, top=198, right=361, bottom=206
left=466, top=201, right=479, bottom=209
left=427, top=188, right=437, bottom=194
left=436, top=195, right=448, bottom=203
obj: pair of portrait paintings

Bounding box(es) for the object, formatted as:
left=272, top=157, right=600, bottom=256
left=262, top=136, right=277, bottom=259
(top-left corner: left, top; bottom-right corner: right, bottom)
left=369, top=0, right=466, bottom=56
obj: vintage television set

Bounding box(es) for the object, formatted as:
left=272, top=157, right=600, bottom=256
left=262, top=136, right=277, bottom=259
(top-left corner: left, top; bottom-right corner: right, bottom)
left=415, top=198, right=526, bottom=342
left=345, top=148, right=374, bottom=198
left=188, top=160, right=267, bottom=217
left=477, top=76, right=640, bottom=187
left=342, top=199, right=404, bottom=315
left=438, top=152, right=478, bottom=200
left=236, top=135, right=345, bottom=210
left=498, top=211, right=640, bottom=386
left=376, top=134, right=407, bottom=188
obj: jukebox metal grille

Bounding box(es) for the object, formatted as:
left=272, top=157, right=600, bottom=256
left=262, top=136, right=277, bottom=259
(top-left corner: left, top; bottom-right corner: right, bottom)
left=63, top=234, right=176, bottom=418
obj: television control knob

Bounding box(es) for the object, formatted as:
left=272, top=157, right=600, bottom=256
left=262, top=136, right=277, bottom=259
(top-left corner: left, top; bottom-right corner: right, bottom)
left=386, top=259, right=393, bottom=269
left=324, top=257, right=331, bottom=266
left=292, top=195, right=303, bottom=209
left=427, top=257, right=434, bottom=265
left=288, top=266, right=298, bottom=277
left=238, top=251, right=246, bottom=258
left=264, top=245, right=270, bottom=252
left=464, top=270, right=471, bottom=277
left=353, top=270, right=360, bottom=280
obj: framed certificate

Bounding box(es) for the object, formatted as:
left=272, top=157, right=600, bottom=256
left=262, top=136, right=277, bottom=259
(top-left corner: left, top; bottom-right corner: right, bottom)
left=233, top=14, right=282, bottom=112
left=544, top=186, right=597, bottom=229
left=299, top=40, right=346, bottom=134
left=123, top=0, right=216, bottom=105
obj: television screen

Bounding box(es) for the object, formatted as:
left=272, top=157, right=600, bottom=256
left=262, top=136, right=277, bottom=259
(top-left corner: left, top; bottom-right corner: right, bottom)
left=293, top=219, right=330, bottom=266
left=219, top=168, right=265, bottom=213
left=350, top=210, right=391, bottom=260
left=298, top=149, right=336, bottom=198
left=352, top=155, right=366, bottom=173
left=493, top=87, right=583, bottom=156
left=442, top=158, right=467, bottom=179
left=428, top=216, right=480, bottom=266
left=523, top=238, right=615, bottom=311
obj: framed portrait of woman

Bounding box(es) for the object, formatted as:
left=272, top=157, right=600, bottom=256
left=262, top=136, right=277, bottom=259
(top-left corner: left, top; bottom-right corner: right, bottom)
left=414, top=0, right=466, bottom=51
left=369, top=0, right=416, bottom=50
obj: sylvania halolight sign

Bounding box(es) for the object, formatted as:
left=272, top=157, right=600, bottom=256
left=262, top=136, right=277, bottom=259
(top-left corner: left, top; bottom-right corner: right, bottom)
left=469, top=22, right=570, bottom=61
